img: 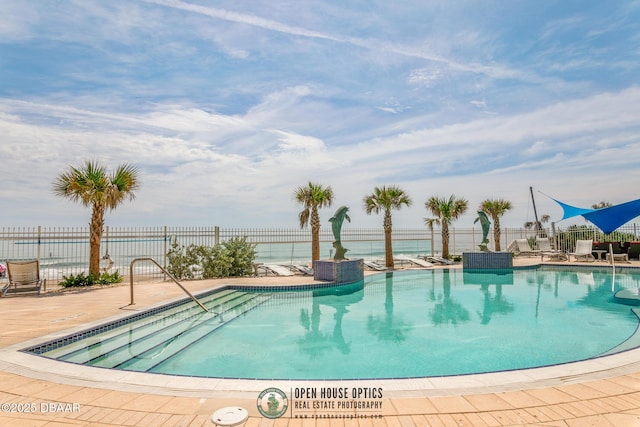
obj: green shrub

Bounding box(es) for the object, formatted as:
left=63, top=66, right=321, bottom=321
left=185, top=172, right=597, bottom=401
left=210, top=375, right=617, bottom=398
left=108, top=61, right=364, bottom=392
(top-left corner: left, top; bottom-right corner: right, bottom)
left=59, top=270, right=122, bottom=288
left=222, top=236, right=257, bottom=276
left=166, top=236, right=256, bottom=279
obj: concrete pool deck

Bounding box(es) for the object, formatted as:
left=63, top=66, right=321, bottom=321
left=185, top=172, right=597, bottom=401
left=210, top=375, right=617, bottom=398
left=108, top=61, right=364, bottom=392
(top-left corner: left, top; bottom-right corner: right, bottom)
left=2, top=258, right=640, bottom=426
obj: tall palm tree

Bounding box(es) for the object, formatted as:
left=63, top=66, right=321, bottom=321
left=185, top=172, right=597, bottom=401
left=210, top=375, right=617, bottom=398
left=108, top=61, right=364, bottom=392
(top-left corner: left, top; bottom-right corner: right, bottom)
left=294, top=182, right=334, bottom=261
left=53, top=161, right=140, bottom=277
left=425, top=195, right=469, bottom=258
left=363, top=185, right=412, bottom=268
left=479, top=198, right=512, bottom=251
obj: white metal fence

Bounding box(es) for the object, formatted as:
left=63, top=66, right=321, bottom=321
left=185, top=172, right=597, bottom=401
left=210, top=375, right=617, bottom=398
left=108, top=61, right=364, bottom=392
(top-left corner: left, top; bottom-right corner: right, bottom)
left=2, top=223, right=639, bottom=283
left=0, top=226, right=433, bottom=282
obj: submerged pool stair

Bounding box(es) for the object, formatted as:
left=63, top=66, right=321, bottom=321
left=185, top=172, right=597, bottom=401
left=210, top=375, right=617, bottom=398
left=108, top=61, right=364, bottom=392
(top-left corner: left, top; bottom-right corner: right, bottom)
left=40, top=289, right=271, bottom=371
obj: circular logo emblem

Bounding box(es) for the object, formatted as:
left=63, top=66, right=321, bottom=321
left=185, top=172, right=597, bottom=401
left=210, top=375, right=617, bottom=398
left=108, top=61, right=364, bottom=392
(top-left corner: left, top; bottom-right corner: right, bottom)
left=257, top=387, right=288, bottom=419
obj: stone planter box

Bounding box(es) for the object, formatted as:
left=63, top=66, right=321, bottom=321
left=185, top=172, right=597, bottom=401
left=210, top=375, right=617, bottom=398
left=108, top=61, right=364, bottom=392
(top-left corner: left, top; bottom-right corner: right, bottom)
left=462, top=252, right=513, bottom=269
left=313, top=259, right=364, bottom=284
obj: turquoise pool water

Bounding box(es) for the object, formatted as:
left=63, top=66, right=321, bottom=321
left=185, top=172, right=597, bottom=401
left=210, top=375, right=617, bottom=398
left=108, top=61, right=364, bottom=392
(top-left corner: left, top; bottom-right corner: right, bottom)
left=30, top=267, right=640, bottom=380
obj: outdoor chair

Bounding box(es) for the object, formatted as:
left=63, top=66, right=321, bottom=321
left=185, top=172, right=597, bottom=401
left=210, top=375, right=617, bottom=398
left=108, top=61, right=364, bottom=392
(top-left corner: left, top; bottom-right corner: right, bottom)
left=606, top=252, right=630, bottom=263
left=536, top=237, right=567, bottom=261
left=569, top=240, right=595, bottom=262
left=514, top=239, right=541, bottom=257
left=363, top=261, right=387, bottom=271
left=3, top=260, right=45, bottom=297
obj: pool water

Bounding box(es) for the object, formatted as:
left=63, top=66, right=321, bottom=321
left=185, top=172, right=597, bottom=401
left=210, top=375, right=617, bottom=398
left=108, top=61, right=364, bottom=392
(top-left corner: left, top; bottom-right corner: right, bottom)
left=31, top=267, right=640, bottom=380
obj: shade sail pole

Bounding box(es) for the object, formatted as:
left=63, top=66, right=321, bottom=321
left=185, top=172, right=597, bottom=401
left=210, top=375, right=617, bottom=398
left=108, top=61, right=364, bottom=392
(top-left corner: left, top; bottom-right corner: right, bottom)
left=530, top=186, right=541, bottom=235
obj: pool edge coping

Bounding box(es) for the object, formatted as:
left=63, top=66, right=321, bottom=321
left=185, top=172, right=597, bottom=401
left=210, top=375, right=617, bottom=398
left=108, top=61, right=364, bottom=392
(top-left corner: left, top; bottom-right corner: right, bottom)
left=4, top=264, right=640, bottom=398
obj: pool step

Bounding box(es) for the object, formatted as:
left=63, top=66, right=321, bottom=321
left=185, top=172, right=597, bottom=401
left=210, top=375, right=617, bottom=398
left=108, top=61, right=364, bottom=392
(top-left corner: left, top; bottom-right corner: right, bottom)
left=45, top=289, right=261, bottom=363
left=43, top=288, right=240, bottom=360
left=114, top=293, right=271, bottom=372
left=87, top=292, right=270, bottom=370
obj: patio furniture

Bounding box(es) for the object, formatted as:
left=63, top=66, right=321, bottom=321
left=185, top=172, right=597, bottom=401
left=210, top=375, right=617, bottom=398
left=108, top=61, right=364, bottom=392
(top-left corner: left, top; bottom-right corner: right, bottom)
left=536, top=237, right=567, bottom=261
left=363, top=261, right=387, bottom=271
left=569, top=240, right=595, bottom=262
left=628, top=242, right=640, bottom=260
left=513, top=239, right=541, bottom=257
left=3, top=260, right=44, bottom=297
left=606, top=252, right=630, bottom=263
left=256, top=264, right=295, bottom=276
left=592, top=249, right=607, bottom=262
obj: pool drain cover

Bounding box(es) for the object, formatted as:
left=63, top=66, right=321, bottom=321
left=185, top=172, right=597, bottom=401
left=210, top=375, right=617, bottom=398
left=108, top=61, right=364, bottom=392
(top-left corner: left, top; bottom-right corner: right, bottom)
left=211, top=407, right=248, bottom=426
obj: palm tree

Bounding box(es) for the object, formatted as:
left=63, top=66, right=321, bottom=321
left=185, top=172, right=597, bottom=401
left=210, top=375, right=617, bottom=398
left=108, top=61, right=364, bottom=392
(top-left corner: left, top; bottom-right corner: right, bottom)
left=363, top=185, right=412, bottom=268
left=479, top=198, right=512, bottom=251
left=591, top=201, right=612, bottom=209
left=294, top=182, right=334, bottom=261
left=425, top=195, right=469, bottom=258
left=53, top=161, right=140, bottom=277
left=524, top=214, right=550, bottom=230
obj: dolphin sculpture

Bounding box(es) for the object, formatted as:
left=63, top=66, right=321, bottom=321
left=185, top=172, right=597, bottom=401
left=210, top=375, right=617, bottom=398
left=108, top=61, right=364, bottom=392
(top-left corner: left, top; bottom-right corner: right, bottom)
left=474, top=211, right=491, bottom=252
left=329, top=206, right=351, bottom=260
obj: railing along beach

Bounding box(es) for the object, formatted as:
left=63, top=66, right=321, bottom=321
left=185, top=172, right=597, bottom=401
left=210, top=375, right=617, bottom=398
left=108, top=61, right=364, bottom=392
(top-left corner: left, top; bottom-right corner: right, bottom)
left=1, top=224, right=639, bottom=284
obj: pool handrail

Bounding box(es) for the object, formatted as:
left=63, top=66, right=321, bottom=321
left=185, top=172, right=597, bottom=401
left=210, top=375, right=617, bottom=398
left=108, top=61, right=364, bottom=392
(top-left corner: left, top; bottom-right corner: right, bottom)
left=129, top=257, right=208, bottom=312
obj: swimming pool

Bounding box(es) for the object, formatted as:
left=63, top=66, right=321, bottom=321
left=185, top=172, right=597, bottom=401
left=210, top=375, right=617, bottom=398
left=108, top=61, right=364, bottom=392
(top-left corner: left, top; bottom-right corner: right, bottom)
left=25, top=266, right=640, bottom=380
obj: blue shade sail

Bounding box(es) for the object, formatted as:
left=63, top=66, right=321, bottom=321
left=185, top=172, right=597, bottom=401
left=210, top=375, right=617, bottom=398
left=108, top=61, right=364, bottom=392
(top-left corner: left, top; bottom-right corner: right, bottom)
left=550, top=197, right=640, bottom=234
left=551, top=198, right=595, bottom=221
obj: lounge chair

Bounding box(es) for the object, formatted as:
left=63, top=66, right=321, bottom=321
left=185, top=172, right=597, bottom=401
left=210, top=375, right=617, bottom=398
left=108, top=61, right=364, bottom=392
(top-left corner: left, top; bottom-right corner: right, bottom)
left=291, top=265, right=314, bottom=275
left=426, top=256, right=454, bottom=265
left=395, top=254, right=433, bottom=268
left=536, top=237, right=567, bottom=261
left=513, top=239, right=541, bottom=257
left=259, top=264, right=295, bottom=276
left=3, top=260, right=44, bottom=297
left=363, top=261, right=387, bottom=271
left=569, top=240, right=595, bottom=262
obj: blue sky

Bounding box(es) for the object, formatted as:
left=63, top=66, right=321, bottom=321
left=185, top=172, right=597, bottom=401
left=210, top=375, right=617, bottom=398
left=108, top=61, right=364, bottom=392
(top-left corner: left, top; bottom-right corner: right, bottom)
left=1, top=0, right=640, bottom=230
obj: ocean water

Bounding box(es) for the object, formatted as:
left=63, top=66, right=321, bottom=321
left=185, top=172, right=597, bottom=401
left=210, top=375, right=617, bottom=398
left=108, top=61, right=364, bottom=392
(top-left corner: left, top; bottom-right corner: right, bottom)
left=255, top=239, right=434, bottom=265
left=1, top=234, right=483, bottom=280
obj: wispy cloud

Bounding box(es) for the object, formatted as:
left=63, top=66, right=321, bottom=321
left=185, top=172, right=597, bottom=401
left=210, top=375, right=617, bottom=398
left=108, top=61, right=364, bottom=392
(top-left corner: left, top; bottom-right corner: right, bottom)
left=1, top=0, right=639, bottom=228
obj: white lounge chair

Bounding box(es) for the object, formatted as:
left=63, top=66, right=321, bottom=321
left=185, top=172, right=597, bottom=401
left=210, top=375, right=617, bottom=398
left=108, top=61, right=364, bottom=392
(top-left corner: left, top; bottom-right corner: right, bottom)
left=363, top=261, right=387, bottom=271
left=536, top=237, right=567, bottom=261
left=514, top=239, right=541, bottom=257
left=395, top=254, right=433, bottom=268
left=426, top=256, right=454, bottom=265
left=258, top=264, right=295, bottom=276
left=291, top=265, right=314, bottom=275
left=569, top=240, right=595, bottom=262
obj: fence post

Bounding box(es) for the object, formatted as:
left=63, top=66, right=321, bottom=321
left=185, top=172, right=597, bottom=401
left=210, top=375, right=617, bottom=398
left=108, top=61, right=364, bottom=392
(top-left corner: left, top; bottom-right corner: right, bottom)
left=215, top=226, right=220, bottom=246
left=163, top=226, right=167, bottom=268
left=430, top=227, right=434, bottom=256
left=452, top=227, right=456, bottom=255
left=37, top=225, right=42, bottom=265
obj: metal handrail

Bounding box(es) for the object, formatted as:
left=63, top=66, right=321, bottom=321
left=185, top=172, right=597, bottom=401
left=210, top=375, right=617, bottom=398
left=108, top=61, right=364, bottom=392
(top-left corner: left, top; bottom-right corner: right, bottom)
left=129, top=257, right=208, bottom=312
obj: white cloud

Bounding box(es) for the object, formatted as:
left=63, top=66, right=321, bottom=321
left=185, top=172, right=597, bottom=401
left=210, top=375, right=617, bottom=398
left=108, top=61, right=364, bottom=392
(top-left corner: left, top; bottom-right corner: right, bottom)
left=2, top=1, right=640, bottom=231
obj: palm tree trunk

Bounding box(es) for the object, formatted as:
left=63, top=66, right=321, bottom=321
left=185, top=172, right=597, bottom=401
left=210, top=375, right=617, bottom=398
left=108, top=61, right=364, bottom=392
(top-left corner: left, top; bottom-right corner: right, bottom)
left=311, top=208, right=320, bottom=261
left=493, top=218, right=502, bottom=251
left=89, top=204, right=104, bottom=277
left=442, top=223, right=450, bottom=258
left=384, top=211, right=394, bottom=268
